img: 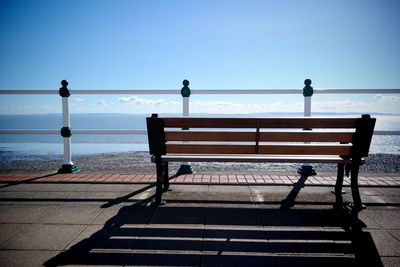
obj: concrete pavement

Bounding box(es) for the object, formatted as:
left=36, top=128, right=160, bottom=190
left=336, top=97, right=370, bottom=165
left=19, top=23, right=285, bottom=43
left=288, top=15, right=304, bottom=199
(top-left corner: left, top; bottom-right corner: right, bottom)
left=0, top=174, right=399, bottom=266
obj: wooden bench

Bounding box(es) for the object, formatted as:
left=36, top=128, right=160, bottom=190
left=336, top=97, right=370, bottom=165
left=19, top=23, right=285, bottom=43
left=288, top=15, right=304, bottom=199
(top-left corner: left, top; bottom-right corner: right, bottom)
left=146, top=114, right=376, bottom=216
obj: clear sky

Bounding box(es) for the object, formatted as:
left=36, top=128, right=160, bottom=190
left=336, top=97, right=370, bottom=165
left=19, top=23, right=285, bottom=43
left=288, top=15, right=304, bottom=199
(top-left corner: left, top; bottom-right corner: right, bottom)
left=0, top=0, right=399, bottom=114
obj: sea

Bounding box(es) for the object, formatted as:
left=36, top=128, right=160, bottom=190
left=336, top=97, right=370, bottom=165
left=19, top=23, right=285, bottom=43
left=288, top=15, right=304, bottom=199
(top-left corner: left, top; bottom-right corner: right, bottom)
left=1, top=113, right=399, bottom=161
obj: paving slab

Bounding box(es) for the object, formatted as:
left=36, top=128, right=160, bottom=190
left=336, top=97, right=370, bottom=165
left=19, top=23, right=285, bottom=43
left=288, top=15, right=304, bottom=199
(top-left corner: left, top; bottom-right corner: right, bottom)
left=388, top=230, right=400, bottom=241
left=206, top=206, right=261, bottom=226
left=150, top=206, right=206, bottom=225
left=93, top=204, right=156, bottom=226
left=201, top=254, right=276, bottom=267
left=0, top=224, right=86, bottom=250
left=66, top=191, right=120, bottom=202
left=274, top=255, right=357, bottom=267
left=0, top=223, right=30, bottom=245
left=364, top=209, right=400, bottom=229
left=126, top=251, right=201, bottom=267
left=92, top=206, right=126, bottom=224
left=207, top=192, right=254, bottom=203
left=0, top=250, right=60, bottom=267
left=37, top=205, right=103, bottom=224
left=368, top=230, right=400, bottom=257
left=0, top=191, right=73, bottom=200
left=381, top=256, right=400, bottom=267
left=203, top=226, right=268, bottom=254
left=208, top=185, right=251, bottom=193
left=171, top=184, right=209, bottom=193
left=0, top=204, right=56, bottom=223
left=163, top=191, right=211, bottom=202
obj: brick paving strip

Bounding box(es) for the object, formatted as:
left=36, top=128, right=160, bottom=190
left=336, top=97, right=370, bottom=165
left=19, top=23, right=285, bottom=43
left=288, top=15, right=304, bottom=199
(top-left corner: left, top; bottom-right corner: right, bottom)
left=0, top=172, right=400, bottom=186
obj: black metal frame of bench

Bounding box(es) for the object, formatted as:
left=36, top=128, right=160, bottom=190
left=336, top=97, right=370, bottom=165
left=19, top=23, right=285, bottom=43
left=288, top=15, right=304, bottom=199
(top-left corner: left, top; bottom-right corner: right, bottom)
left=146, top=114, right=376, bottom=217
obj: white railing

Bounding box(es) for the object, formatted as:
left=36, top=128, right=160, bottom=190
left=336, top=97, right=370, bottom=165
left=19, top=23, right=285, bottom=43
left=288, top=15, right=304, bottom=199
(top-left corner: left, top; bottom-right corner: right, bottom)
left=1, top=79, right=400, bottom=173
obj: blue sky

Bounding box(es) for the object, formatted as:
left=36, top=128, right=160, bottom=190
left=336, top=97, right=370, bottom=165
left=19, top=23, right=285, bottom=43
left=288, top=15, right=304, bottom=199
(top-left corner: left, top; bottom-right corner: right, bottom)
left=0, top=0, right=399, bottom=114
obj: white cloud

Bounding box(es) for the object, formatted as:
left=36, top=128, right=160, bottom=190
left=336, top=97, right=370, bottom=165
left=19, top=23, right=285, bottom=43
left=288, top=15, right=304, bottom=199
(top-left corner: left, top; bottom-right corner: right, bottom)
left=374, top=94, right=400, bottom=104
left=112, top=96, right=392, bottom=114
left=312, top=100, right=372, bottom=112
left=118, top=96, right=180, bottom=106
left=73, top=97, right=84, bottom=103
left=190, top=100, right=303, bottom=113
left=96, top=99, right=109, bottom=109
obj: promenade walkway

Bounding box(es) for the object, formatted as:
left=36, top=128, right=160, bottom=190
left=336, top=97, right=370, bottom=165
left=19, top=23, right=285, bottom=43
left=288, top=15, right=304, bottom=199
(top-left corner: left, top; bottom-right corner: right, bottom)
left=1, top=172, right=400, bottom=186
left=0, top=171, right=399, bottom=266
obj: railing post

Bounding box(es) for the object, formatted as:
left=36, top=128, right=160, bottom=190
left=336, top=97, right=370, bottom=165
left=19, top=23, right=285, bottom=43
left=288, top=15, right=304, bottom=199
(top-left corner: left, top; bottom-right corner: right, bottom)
left=58, top=80, right=78, bottom=173
left=298, top=79, right=316, bottom=176
left=176, top=79, right=193, bottom=175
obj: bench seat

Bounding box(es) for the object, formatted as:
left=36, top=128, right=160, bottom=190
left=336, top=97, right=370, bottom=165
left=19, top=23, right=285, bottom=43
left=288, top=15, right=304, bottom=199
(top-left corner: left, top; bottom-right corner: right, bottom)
left=159, top=154, right=361, bottom=164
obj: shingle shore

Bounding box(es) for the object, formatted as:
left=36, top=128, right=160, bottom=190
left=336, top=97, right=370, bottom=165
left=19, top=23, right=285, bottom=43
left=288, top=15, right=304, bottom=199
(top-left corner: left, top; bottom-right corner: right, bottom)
left=1, top=152, right=399, bottom=174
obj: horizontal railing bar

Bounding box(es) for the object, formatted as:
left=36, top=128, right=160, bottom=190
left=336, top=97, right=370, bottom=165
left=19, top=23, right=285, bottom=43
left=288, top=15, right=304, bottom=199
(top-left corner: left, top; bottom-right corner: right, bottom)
left=314, top=89, right=400, bottom=94
left=0, top=130, right=147, bottom=135
left=374, top=131, right=400, bottom=135
left=0, top=90, right=180, bottom=95
left=0, top=130, right=59, bottom=134
left=192, top=89, right=301, bottom=94
left=0, top=130, right=399, bottom=135
left=1, top=89, right=399, bottom=95
left=0, top=90, right=59, bottom=94
left=73, top=90, right=180, bottom=94
left=73, top=130, right=148, bottom=134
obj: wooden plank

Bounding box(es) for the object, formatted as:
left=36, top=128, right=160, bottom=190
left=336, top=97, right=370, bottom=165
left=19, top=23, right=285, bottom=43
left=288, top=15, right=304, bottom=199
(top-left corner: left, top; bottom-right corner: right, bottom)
left=164, top=118, right=258, bottom=128
left=258, top=118, right=357, bottom=128
left=166, top=144, right=256, bottom=154
left=161, top=154, right=357, bottom=164
left=163, top=117, right=358, bottom=129
left=259, top=132, right=354, bottom=142
left=165, top=130, right=354, bottom=142
left=165, top=131, right=256, bottom=141
left=258, top=144, right=352, bottom=155
left=166, top=143, right=352, bottom=155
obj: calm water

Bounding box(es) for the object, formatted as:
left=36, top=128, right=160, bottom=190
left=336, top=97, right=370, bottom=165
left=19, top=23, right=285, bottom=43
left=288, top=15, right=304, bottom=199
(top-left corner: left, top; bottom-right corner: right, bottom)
left=1, top=113, right=399, bottom=161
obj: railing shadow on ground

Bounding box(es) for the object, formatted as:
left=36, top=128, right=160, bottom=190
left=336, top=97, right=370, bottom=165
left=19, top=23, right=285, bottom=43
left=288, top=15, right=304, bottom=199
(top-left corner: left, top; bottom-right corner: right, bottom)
left=43, top=199, right=383, bottom=266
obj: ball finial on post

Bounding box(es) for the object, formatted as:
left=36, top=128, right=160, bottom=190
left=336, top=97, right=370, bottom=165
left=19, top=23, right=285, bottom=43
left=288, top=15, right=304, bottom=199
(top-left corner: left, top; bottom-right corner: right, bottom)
left=61, top=80, right=69, bottom=87
left=59, top=80, right=70, bottom=97
left=303, top=79, right=314, bottom=97
left=181, top=79, right=191, bottom=97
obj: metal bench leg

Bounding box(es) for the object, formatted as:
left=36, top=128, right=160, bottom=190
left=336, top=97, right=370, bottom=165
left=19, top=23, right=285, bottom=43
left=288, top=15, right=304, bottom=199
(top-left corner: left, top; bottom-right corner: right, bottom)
left=163, top=162, right=169, bottom=191
left=350, top=162, right=363, bottom=217
left=155, top=160, right=165, bottom=205
left=334, top=163, right=345, bottom=209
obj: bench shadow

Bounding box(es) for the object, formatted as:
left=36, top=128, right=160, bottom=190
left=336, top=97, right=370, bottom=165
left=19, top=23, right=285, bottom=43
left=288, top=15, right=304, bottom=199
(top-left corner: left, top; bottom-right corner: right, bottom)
left=43, top=197, right=383, bottom=267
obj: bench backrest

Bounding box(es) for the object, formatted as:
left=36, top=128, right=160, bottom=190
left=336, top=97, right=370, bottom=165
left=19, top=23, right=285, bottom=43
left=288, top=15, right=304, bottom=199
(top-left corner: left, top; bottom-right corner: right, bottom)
left=147, top=114, right=376, bottom=160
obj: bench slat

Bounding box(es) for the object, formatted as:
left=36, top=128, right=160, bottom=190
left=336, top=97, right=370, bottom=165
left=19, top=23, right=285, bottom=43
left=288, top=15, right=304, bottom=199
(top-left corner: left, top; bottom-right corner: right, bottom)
left=166, top=144, right=352, bottom=155
left=161, top=154, right=357, bottom=164
left=258, top=144, right=352, bottom=155
left=164, top=118, right=258, bottom=128
left=166, top=144, right=256, bottom=154
left=258, top=118, right=357, bottom=128
left=165, top=131, right=256, bottom=141
left=165, top=131, right=354, bottom=142
left=163, top=117, right=358, bottom=128
left=259, top=132, right=354, bottom=142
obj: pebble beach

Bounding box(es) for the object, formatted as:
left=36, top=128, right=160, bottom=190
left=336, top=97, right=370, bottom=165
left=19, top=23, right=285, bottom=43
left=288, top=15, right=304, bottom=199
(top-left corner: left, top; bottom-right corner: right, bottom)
left=1, top=152, right=399, bottom=174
